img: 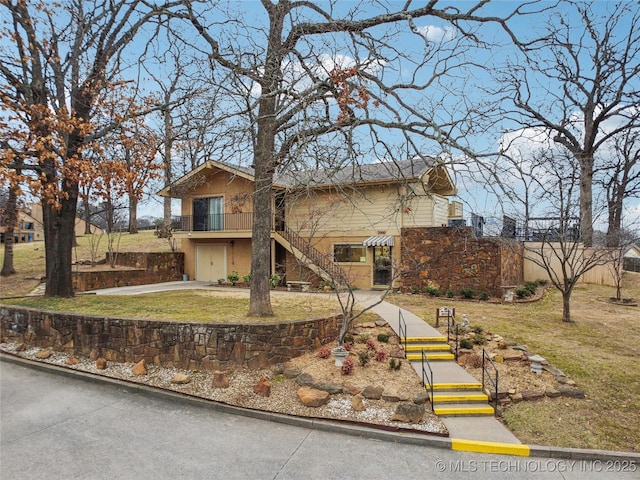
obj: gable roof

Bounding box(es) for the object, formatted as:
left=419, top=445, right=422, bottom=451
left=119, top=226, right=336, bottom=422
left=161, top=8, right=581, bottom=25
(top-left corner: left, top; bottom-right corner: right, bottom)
left=159, top=156, right=457, bottom=197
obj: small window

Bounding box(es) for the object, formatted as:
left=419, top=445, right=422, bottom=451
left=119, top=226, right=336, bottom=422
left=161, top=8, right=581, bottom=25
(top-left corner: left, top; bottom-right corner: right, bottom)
left=334, top=244, right=366, bottom=263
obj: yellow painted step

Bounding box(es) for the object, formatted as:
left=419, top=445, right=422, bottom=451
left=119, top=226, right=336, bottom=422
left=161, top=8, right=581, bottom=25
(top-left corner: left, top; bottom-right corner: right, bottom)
left=404, top=344, right=451, bottom=352
left=452, top=439, right=530, bottom=456
left=434, top=405, right=495, bottom=416
left=401, top=336, right=447, bottom=343
left=432, top=383, right=483, bottom=391
left=429, top=393, right=489, bottom=403
left=406, top=352, right=455, bottom=361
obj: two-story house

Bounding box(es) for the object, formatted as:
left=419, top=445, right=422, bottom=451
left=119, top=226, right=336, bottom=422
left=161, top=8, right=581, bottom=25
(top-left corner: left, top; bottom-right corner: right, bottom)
left=159, top=157, right=462, bottom=290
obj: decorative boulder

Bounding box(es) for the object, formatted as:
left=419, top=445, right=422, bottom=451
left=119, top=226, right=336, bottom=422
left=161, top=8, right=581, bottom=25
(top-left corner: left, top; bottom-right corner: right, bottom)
left=96, top=358, right=108, bottom=370
left=212, top=370, right=230, bottom=388
left=131, top=359, right=147, bottom=375
left=253, top=377, right=272, bottom=397
left=171, top=373, right=191, bottom=385
left=297, top=387, right=330, bottom=407
left=391, top=402, right=425, bottom=423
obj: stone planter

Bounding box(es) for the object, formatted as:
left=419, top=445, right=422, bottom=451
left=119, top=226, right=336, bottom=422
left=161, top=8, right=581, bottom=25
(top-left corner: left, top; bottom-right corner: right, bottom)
left=332, top=347, right=349, bottom=367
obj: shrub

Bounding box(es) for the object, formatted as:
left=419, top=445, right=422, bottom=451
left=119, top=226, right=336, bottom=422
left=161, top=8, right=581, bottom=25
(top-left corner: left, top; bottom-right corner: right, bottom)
left=217, top=278, right=226, bottom=285
left=227, top=271, right=239, bottom=286
left=242, top=273, right=252, bottom=283
left=358, top=351, right=371, bottom=367
left=515, top=288, right=531, bottom=299
left=341, top=357, right=354, bottom=375
left=374, top=349, right=388, bottom=362
left=377, top=333, right=389, bottom=343
left=460, top=338, right=473, bottom=349
left=446, top=289, right=454, bottom=298
left=524, top=281, right=538, bottom=294
left=356, top=333, right=370, bottom=344
left=343, top=341, right=353, bottom=352
left=479, top=292, right=490, bottom=301
left=471, top=333, right=487, bottom=345
left=411, top=287, right=420, bottom=294
left=269, top=274, right=281, bottom=289
left=471, top=325, right=484, bottom=334
left=537, top=278, right=548, bottom=286
left=459, top=288, right=475, bottom=299
left=467, top=354, right=483, bottom=368
left=365, top=338, right=377, bottom=351
left=389, top=358, right=402, bottom=370
left=425, top=286, right=441, bottom=297
left=342, top=334, right=354, bottom=344
left=317, top=347, right=331, bottom=359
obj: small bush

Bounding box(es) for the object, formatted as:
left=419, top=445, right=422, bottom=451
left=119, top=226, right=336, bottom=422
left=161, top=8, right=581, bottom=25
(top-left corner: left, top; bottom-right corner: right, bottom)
left=425, top=286, right=441, bottom=297
left=356, top=333, right=370, bottom=344
left=374, top=349, right=388, bottom=362
left=459, top=288, right=475, bottom=299
left=227, top=271, right=239, bottom=286
left=411, top=287, right=420, bottom=294
left=537, top=278, right=548, bottom=286
left=342, top=334, right=354, bottom=344
left=317, top=347, right=331, bottom=359
left=217, top=278, right=226, bottom=285
left=377, top=333, right=389, bottom=343
left=269, top=274, right=281, bottom=289
left=365, top=338, right=377, bottom=351
left=446, top=289, right=454, bottom=298
left=460, top=338, right=473, bottom=349
left=471, top=333, right=487, bottom=345
left=467, top=354, right=483, bottom=368
left=343, top=341, right=353, bottom=352
left=515, top=288, right=531, bottom=299
left=471, top=325, right=484, bottom=334
left=358, top=351, right=371, bottom=367
left=242, top=273, right=252, bottom=283
left=341, top=357, right=354, bottom=375
left=524, top=281, right=538, bottom=294
left=479, top=292, right=490, bottom=301
left=389, top=358, right=402, bottom=370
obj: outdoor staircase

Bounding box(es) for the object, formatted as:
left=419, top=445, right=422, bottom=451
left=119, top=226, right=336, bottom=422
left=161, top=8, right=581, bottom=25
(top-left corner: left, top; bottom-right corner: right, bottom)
left=273, top=227, right=348, bottom=285
left=401, top=336, right=495, bottom=417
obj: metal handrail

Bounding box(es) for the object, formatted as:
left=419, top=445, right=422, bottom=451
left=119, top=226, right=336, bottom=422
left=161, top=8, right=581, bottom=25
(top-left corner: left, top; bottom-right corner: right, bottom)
left=421, top=349, right=435, bottom=413
left=398, top=309, right=407, bottom=355
left=482, top=348, right=499, bottom=415
left=447, top=315, right=459, bottom=361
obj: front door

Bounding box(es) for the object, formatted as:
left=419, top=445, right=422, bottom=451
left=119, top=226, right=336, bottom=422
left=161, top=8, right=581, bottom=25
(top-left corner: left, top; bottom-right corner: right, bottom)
left=196, top=244, right=227, bottom=282
left=373, top=246, right=392, bottom=286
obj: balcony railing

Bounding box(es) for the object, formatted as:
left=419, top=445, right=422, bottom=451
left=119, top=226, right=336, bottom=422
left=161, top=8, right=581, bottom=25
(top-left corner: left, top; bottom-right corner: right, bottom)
left=172, top=213, right=254, bottom=232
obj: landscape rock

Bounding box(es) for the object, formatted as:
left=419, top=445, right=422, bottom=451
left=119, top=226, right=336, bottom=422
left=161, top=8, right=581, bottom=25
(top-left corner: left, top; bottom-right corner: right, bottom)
left=253, top=377, right=271, bottom=397
left=558, top=387, right=586, bottom=399
left=272, top=363, right=286, bottom=375
left=382, top=390, right=409, bottom=402
left=96, top=358, right=108, bottom=370
left=374, top=320, right=387, bottom=327
left=511, top=393, right=523, bottom=404
left=391, top=403, right=425, bottom=423
left=15, top=343, right=26, bottom=352
left=212, top=370, right=230, bottom=388
left=35, top=348, right=52, bottom=359
left=66, top=356, right=80, bottom=365
left=283, top=368, right=302, bottom=378
left=297, top=387, right=330, bottom=407
left=312, top=382, right=343, bottom=394
left=89, top=349, right=99, bottom=361
left=342, top=384, right=362, bottom=396
left=132, top=359, right=147, bottom=375
left=412, top=391, right=430, bottom=405
left=521, top=390, right=545, bottom=401
left=171, top=373, right=191, bottom=384
left=545, top=387, right=561, bottom=398
left=351, top=394, right=365, bottom=412
left=294, top=373, right=315, bottom=386
left=361, top=385, right=384, bottom=400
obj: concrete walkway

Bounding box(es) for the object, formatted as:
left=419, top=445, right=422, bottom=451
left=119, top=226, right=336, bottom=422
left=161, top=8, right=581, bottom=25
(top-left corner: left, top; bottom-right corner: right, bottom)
left=355, top=291, right=522, bottom=445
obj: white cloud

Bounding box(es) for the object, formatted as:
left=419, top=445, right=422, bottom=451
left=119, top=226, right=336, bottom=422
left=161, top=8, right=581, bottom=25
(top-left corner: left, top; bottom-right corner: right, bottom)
left=415, top=25, right=456, bottom=42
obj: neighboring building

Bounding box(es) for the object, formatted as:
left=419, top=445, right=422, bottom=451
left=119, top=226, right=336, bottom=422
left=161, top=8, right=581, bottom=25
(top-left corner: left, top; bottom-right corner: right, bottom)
left=623, top=244, right=640, bottom=272
left=160, top=157, right=471, bottom=290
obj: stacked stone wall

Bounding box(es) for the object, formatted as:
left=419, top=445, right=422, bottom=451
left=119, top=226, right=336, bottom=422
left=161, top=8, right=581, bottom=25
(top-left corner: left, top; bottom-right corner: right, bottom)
left=0, top=305, right=341, bottom=370
left=400, top=227, right=523, bottom=296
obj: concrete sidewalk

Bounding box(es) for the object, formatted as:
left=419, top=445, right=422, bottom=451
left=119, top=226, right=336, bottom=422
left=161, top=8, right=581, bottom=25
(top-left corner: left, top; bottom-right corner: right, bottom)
left=355, top=291, right=522, bottom=445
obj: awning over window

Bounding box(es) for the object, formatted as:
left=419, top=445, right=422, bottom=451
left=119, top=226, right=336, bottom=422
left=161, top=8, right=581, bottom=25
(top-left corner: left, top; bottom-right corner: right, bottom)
left=362, top=235, right=394, bottom=247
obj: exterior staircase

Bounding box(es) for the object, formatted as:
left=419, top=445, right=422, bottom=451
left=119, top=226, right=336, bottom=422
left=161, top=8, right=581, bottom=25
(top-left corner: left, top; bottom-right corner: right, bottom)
left=401, top=335, right=495, bottom=417
left=273, top=227, right=347, bottom=285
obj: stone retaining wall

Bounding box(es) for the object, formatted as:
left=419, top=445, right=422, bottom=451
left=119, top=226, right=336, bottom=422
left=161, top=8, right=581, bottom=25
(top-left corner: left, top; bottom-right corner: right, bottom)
left=0, top=305, right=341, bottom=370
left=401, top=227, right=523, bottom=296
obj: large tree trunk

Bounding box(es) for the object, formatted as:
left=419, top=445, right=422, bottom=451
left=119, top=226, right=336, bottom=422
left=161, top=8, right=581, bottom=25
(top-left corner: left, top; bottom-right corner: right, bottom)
left=43, top=184, right=78, bottom=297
left=128, top=195, right=138, bottom=234
left=579, top=155, right=594, bottom=247
left=561, top=289, right=572, bottom=323
left=0, top=183, right=18, bottom=276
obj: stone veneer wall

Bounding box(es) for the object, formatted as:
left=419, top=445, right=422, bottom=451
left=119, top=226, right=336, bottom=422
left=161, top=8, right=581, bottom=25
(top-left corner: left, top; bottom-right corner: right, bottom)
left=74, top=252, right=184, bottom=292
left=400, top=227, right=523, bottom=297
left=0, top=305, right=341, bottom=370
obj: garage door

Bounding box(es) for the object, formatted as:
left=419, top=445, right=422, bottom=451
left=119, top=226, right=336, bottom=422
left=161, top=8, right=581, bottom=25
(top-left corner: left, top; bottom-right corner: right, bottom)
left=196, top=244, right=227, bottom=282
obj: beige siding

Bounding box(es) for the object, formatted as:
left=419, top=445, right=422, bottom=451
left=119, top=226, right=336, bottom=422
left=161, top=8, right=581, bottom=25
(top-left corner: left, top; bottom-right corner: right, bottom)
left=180, top=168, right=255, bottom=216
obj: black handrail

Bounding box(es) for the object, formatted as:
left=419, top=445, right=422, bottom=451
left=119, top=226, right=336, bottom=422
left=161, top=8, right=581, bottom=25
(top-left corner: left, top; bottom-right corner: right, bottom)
left=482, top=348, right=499, bottom=415
left=398, top=309, right=407, bottom=355
left=421, top=349, right=435, bottom=413
left=447, top=315, right=459, bottom=361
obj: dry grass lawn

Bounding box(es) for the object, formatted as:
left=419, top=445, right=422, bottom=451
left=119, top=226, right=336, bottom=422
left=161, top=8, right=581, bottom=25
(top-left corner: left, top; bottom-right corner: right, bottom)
left=387, top=273, right=640, bottom=453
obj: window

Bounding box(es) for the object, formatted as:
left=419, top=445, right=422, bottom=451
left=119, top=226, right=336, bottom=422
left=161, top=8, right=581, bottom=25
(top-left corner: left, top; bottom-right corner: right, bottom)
left=193, top=197, right=224, bottom=231
left=334, top=244, right=366, bottom=263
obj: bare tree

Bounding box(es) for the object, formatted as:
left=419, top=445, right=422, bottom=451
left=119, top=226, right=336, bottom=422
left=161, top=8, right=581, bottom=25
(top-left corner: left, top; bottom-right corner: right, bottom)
left=166, top=0, right=538, bottom=316
left=495, top=1, right=640, bottom=247
left=0, top=0, right=175, bottom=297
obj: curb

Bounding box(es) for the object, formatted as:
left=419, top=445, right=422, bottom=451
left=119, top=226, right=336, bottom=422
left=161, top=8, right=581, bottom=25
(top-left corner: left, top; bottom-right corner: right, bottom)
left=2, top=352, right=639, bottom=462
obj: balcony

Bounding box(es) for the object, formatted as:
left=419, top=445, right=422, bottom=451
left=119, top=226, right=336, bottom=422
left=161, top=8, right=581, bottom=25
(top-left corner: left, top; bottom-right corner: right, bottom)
left=172, top=212, right=254, bottom=232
